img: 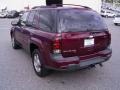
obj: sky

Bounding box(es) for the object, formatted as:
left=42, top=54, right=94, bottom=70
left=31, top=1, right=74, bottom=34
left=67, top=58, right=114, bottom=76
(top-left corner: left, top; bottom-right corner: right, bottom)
left=0, top=0, right=101, bottom=12
left=0, top=0, right=45, bottom=11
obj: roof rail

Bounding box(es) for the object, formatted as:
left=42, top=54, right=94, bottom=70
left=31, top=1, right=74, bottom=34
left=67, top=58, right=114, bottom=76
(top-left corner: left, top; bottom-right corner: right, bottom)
left=32, top=4, right=91, bottom=9
left=63, top=4, right=90, bottom=9
left=32, top=5, right=57, bottom=9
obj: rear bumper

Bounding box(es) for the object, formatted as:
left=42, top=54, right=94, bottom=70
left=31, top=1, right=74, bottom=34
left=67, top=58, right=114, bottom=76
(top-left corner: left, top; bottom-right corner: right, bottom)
left=67, top=57, right=108, bottom=71
left=46, top=48, right=112, bottom=71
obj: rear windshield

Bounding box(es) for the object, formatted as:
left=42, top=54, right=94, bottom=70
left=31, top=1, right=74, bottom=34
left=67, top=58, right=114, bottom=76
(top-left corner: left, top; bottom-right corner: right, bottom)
left=58, top=9, right=107, bottom=32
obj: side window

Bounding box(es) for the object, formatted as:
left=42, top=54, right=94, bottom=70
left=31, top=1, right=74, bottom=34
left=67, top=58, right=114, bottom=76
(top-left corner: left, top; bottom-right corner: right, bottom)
left=32, top=11, right=40, bottom=28
left=20, top=12, right=29, bottom=26
left=27, top=11, right=35, bottom=26
left=38, top=10, right=54, bottom=32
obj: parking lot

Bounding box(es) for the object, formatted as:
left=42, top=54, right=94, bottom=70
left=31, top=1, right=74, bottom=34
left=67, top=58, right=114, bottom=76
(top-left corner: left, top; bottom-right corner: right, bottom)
left=0, top=18, right=120, bottom=90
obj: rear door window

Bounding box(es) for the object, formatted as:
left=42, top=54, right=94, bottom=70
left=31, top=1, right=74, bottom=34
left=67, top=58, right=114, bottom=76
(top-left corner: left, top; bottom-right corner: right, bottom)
left=20, top=12, right=29, bottom=26
left=27, top=11, right=35, bottom=27
left=32, top=11, right=41, bottom=29
left=38, top=10, right=55, bottom=32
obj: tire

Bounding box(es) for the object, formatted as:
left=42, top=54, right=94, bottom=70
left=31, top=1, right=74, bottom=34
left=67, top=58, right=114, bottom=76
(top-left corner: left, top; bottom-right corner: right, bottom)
left=11, top=36, right=21, bottom=49
left=32, top=49, right=49, bottom=77
left=114, top=23, right=118, bottom=26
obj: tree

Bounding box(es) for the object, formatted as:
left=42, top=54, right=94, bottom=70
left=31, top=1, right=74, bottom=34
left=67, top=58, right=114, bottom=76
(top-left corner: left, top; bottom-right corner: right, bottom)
left=115, top=0, right=120, bottom=3
left=105, top=0, right=120, bottom=3
left=106, top=0, right=113, bottom=3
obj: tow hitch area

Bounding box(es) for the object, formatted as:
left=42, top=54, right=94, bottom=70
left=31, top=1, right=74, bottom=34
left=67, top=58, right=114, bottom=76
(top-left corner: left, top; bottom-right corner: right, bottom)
left=88, top=63, right=103, bottom=69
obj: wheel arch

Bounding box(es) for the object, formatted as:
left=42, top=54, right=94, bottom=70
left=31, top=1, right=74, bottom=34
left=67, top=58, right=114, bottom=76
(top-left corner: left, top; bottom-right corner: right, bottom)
left=30, top=43, right=39, bottom=56
left=10, top=30, right=13, bottom=37
left=10, top=27, right=15, bottom=38
left=30, top=38, right=44, bottom=56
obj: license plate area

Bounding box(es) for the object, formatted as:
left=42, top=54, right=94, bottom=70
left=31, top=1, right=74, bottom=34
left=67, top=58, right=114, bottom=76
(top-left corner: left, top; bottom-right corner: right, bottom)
left=84, top=38, right=94, bottom=47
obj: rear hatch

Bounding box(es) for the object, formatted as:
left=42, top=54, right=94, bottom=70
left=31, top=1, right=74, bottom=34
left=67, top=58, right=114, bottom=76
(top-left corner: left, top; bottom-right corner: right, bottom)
left=58, top=9, right=110, bottom=57
left=61, top=31, right=110, bottom=57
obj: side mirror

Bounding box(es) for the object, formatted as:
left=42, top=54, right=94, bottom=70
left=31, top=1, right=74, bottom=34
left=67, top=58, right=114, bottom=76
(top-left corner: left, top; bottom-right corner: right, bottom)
left=11, top=20, right=19, bottom=26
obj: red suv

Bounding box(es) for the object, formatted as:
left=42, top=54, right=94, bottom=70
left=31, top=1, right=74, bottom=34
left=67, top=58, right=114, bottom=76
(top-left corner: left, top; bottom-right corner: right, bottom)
left=10, top=5, right=112, bottom=77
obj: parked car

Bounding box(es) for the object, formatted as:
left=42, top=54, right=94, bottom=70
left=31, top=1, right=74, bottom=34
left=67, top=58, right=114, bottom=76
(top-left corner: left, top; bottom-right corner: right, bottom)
left=0, top=11, right=8, bottom=18
left=19, top=10, right=25, bottom=17
left=7, top=10, right=19, bottom=18
left=101, top=10, right=115, bottom=18
left=113, top=14, right=120, bottom=25
left=10, top=5, right=112, bottom=77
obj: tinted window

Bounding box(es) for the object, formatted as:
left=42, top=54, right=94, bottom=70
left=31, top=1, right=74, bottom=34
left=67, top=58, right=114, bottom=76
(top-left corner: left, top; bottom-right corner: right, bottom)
left=58, top=9, right=107, bottom=32
left=27, top=11, right=35, bottom=26
left=38, top=10, right=55, bottom=32
left=20, top=12, right=29, bottom=25
left=32, top=11, right=40, bottom=28
left=101, top=10, right=105, bottom=13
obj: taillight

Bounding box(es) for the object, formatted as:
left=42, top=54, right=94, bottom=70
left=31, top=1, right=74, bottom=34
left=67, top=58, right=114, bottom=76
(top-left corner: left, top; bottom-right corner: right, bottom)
left=105, top=30, right=111, bottom=45
left=53, top=34, right=61, bottom=54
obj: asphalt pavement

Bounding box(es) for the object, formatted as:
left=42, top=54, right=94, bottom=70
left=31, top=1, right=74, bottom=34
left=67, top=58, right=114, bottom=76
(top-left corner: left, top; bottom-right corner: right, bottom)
left=0, top=18, right=120, bottom=90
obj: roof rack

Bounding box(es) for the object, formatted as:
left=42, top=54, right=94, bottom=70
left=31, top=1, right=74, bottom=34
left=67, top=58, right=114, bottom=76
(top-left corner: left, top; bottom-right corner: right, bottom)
left=32, top=4, right=91, bottom=9
left=32, top=5, right=57, bottom=9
